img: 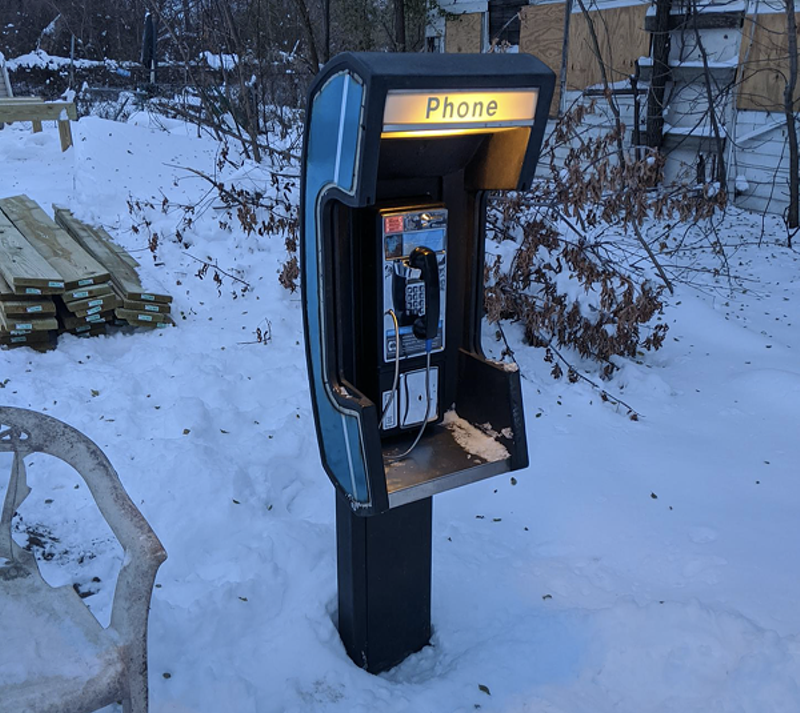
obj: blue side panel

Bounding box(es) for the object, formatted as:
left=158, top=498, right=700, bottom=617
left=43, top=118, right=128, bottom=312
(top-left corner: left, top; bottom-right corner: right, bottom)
left=337, top=84, right=362, bottom=192
left=303, top=72, right=369, bottom=503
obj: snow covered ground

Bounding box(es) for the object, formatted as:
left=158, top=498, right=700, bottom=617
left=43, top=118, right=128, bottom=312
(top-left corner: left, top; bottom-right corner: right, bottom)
left=1, top=112, right=799, bottom=713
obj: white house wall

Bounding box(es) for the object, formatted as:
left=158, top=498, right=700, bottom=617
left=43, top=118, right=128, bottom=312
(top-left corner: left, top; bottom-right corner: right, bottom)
left=534, top=93, right=794, bottom=218
left=730, top=111, right=794, bottom=215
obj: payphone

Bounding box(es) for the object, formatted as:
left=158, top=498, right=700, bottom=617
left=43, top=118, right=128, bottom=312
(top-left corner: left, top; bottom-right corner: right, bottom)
left=301, top=52, right=554, bottom=673
left=376, top=205, right=447, bottom=435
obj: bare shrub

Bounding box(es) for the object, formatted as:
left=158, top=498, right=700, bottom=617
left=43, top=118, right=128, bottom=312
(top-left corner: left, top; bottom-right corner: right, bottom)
left=486, top=103, right=725, bottom=381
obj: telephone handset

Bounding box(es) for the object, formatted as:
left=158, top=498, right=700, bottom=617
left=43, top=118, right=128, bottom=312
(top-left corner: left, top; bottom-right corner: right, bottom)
left=408, top=246, right=440, bottom=343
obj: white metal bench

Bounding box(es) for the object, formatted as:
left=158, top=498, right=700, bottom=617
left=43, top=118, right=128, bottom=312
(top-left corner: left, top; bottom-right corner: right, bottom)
left=0, top=406, right=167, bottom=713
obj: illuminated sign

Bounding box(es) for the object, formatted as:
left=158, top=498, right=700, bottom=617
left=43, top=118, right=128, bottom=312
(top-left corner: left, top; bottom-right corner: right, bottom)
left=382, top=89, right=538, bottom=136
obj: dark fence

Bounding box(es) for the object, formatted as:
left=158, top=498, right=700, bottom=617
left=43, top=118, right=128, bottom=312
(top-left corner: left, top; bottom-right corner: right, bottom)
left=7, top=60, right=312, bottom=110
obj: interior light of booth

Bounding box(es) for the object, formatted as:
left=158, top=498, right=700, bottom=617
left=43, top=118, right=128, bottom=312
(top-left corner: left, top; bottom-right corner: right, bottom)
left=380, top=126, right=519, bottom=139
left=382, top=89, right=538, bottom=135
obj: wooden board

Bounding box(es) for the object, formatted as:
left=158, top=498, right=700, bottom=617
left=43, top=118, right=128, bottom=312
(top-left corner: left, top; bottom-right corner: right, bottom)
left=0, top=271, right=57, bottom=304
left=122, top=298, right=171, bottom=314
left=568, top=4, right=649, bottom=92
left=0, top=209, right=65, bottom=292
left=63, top=291, right=119, bottom=314
left=0, top=196, right=111, bottom=290
left=0, top=312, right=58, bottom=332
left=71, top=296, right=121, bottom=319
left=7, top=283, right=63, bottom=297
left=1, top=339, right=57, bottom=352
left=520, top=2, right=567, bottom=118
left=1, top=299, right=56, bottom=317
left=0, top=272, right=18, bottom=301
left=55, top=298, right=112, bottom=330
left=445, top=12, right=483, bottom=53
left=0, top=99, right=77, bottom=122
left=122, top=288, right=172, bottom=305
left=63, top=282, right=114, bottom=302
left=1, top=331, right=53, bottom=346
left=123, top=314, right=175, bottom=330
left=738, top=12, right=800, bottom=112
left=66, top=323, right=107, bottom=338
left=119, top=248, right=141, bottom=269
left=53, top=207, right=172, bottom=303
left=115, top=308, right=171, bottom=325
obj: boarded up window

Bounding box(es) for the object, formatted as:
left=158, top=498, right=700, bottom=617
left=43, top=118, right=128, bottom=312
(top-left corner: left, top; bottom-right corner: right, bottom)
left=738, top=12, right=800, bottom=112
left=520, top=3, right=648, bottom=118
left=446, top=12, right=483, bottom=53
left=568, top=4, right=649, bottom=92
left=520, top=3, right=566, bottom=118
left=490, top=0, right=525, bottom=46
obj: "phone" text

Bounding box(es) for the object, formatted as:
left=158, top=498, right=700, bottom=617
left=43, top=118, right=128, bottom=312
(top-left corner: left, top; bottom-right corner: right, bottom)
left=425, top=96, right=499, bottom=121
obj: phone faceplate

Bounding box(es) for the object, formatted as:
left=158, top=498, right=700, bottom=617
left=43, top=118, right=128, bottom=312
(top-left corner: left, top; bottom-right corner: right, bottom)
left=380, top=207, right=447, bottom=363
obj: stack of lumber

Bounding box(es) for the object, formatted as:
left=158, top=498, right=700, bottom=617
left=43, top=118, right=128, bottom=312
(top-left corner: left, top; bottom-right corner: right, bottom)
left=0, top=194, right=173, bottom=350
left=0, top=196, right=118, bottom=338
left=0, top=207, right=63, bottom=350
left=0, top=273, right=59, bottom=350
left=53, top=207, right=174, bottom=329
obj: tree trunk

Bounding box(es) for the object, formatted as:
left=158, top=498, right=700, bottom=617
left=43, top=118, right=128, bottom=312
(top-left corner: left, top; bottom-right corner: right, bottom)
left=291, top=0, right=321, bottom=70
left=558, top=0, right=574, bottom=117
left=646, top=0, right=671, bottom=149
left=395, top=0, right=407, bottom=52
left=323, top=0, right=331, bottom=62
left=691, top=3, right=727, bottom=194
left=182, top=0, right=192, bottom=34
left=784, top=0, right=799, bottom=238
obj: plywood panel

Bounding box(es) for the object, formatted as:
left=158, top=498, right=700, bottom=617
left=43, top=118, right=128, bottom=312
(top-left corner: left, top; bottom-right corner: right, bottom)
left=520, top=3, right=566, bottom=117
left=445, top=12, right=483, bottom=53
left=738, top=12, right=800, bottom=112
left=568, top=4, right=649, bottom=92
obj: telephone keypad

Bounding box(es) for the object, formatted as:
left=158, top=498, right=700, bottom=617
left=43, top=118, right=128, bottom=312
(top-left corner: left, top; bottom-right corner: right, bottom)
left=405, top=280, right=426, bottom=316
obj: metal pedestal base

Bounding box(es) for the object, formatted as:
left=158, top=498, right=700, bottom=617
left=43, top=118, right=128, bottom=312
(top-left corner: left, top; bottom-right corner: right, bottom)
left=336, top=491, right=432, bottom=674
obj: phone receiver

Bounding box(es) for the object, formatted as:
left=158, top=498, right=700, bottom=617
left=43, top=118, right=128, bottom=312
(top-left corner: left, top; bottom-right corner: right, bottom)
left=408, top=246, right=440, bottom=341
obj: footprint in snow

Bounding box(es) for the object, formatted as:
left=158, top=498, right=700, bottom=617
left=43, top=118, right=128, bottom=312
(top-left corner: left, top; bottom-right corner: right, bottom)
left=688, top=526, right=719, bottom=545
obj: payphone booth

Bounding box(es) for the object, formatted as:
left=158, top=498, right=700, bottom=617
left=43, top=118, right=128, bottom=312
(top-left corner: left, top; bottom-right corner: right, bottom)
left=301, top=52, right=554, bottom=673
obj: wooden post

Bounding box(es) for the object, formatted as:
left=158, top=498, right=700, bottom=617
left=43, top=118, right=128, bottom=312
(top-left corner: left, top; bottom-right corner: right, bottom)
left=70, top=35, right=75, bottom=88
left=58, top=120, right=73, bottom=151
